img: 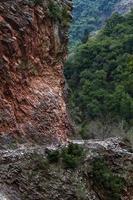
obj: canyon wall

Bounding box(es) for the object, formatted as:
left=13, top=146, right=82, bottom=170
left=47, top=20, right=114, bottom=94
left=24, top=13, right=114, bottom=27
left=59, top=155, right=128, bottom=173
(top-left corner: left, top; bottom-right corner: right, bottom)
left=0, top=0, right=72, bottom=145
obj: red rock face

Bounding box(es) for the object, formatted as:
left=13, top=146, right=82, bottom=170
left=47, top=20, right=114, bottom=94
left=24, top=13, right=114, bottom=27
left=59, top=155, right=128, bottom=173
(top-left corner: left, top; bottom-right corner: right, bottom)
left=0, top=0, right=72, bottom=144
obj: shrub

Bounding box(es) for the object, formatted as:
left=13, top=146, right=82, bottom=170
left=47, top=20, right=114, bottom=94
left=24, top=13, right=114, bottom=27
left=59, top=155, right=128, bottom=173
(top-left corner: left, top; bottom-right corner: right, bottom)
left=48, top=1, right=62, bottom=21
left=66, top=143, right=84, bottom=157
left=31, top=153, right=49, bottom=171
left=47, top=149, right=60, bottom=163
left=79, top=123, right=92, bottom=139
left=28, top=0, right=43, bottom=6
left=46, top=143, right=85, bottom=169
left=92, top=158, right=125, bottom=200
left=62, top=153, right=80, bottom=169
left=48, top=1, right=71, bottom=26
left=61, top=143, right=85, bottom=169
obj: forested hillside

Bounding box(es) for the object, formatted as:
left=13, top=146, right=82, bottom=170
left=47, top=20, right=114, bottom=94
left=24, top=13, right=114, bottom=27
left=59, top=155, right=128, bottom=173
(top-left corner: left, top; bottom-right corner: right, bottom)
left=69, top=0, right=133, bottom=47
left=69, top=0, right=119, bottom=46
left=65, top=11, right=133, bottom=140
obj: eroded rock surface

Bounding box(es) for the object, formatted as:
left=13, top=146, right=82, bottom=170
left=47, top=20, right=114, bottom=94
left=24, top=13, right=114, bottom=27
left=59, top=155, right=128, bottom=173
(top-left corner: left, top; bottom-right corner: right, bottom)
left=0, top=0, right=73, bottom=145
left=0, top=138, right=132, bottom=200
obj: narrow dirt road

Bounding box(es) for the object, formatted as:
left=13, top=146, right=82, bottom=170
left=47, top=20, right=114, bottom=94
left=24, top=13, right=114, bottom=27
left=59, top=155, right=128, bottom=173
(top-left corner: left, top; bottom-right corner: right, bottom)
left=0, top=137, right=132, bottom=165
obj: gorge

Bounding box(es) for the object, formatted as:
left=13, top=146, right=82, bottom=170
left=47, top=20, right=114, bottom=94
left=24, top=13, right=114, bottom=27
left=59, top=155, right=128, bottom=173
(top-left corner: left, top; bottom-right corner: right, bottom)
left=0, top=0, right=133, bottom=200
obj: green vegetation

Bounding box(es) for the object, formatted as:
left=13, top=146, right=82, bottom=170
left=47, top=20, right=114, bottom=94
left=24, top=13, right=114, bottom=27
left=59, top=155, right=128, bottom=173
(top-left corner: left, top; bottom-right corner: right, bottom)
left=75, top=183, right=87, bottom=200
left=61, top=143, right=85, bottom=169
left=48, top=1, right=71, bottom=27
left=65, top=11, right=133, bottom=138
left=47, top=149, right=60, bottom=163
left=48, top=1, right=62, bottom=21
left=29, top=0, right=43, bottom=5
left=30, top=153, right=49, bottom=171
left=69, top=0, right=119, bottom=46
left=29, top=0, right=71, bottom=27
left=92, top=158, right=125, bottom=200
left=46, top=143, right=85, bottom=169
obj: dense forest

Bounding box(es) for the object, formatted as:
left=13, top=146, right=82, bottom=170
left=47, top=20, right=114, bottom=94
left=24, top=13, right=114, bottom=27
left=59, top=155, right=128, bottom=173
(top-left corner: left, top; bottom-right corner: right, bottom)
left=65, top=10, right=133, bottom=139
left=69, top=0, right=120, bottom=46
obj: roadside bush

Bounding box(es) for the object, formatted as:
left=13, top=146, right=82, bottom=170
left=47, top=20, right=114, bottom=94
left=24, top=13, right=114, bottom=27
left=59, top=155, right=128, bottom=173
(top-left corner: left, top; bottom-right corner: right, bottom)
left=61, top=143, right=85, bottom=169
left=47, top=150, right=60, bottom=163
left=46, top=143, right=85, bottom=169
left=62, top=153, right=80, bottom=169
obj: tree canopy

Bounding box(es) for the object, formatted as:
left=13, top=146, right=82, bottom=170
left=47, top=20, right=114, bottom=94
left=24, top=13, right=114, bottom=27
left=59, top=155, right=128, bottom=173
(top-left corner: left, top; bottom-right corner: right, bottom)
left=65, top=11, right=133, bottom=128
left=69, top=0, right=119, bottom=46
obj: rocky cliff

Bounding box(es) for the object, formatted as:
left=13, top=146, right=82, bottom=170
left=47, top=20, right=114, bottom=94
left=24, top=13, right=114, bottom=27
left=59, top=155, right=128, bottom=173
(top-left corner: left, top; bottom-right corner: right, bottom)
left=0, top=0, right=72, bottom=145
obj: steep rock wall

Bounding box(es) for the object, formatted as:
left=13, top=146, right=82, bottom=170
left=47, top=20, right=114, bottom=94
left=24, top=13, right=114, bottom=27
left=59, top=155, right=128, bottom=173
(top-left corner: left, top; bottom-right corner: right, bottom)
left=0, top=0, right=72, bottom=144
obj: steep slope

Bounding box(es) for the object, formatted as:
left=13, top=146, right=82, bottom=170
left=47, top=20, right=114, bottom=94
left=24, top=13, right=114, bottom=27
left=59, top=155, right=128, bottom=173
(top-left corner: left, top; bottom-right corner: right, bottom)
left=69, top=0, right=133, bottom=46
left=65, top=11, right=133, bottom=140
left=0, top=0, right=72, bottom=146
